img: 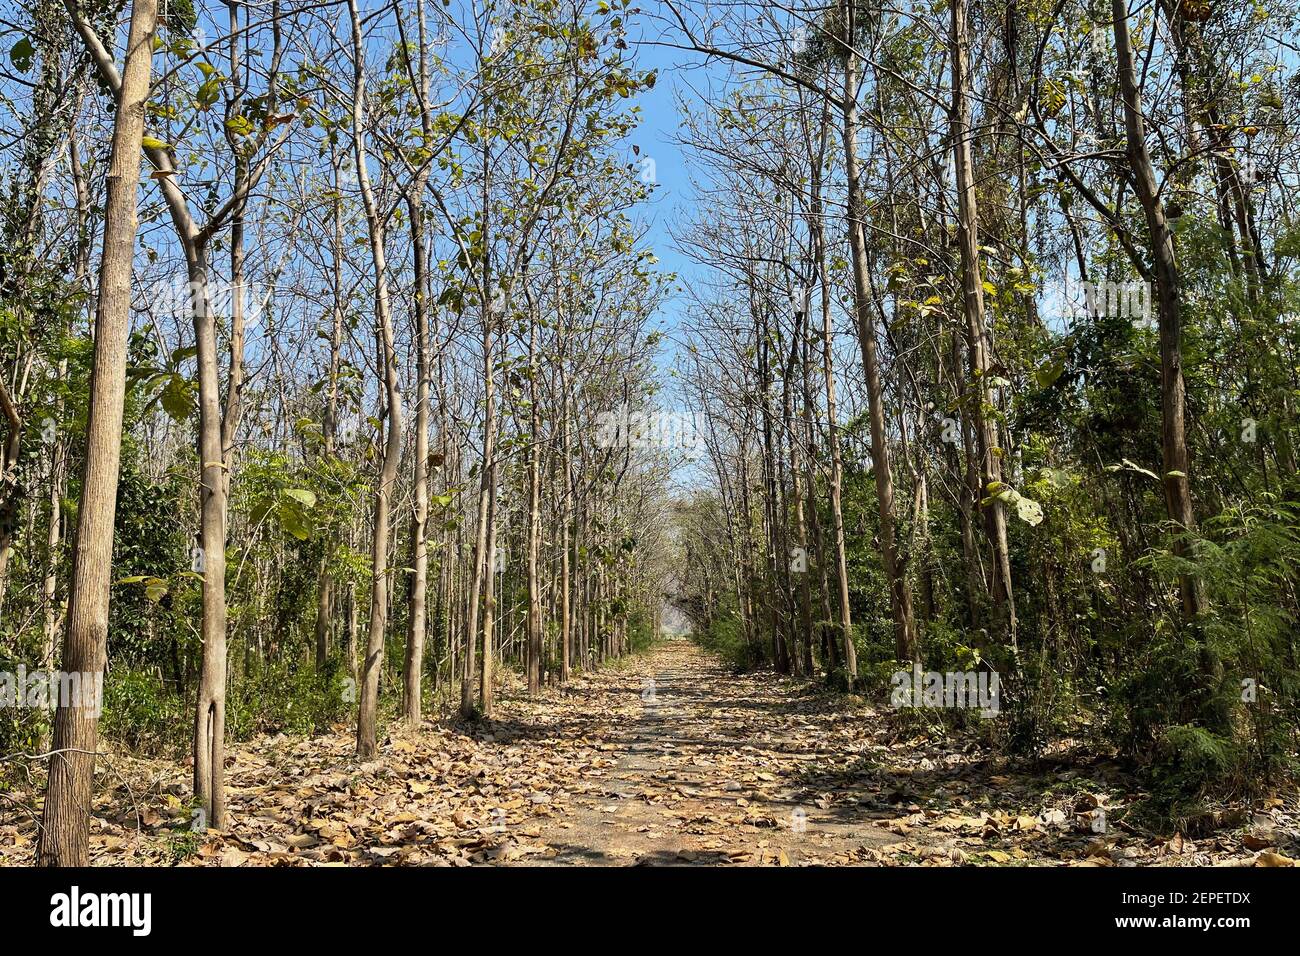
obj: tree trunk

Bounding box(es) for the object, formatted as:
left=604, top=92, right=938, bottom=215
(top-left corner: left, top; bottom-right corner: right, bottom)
left=559, top=380, right=573, bottom=683
left=350, top=0, right=405, bottom=758
left=809, top=99, right=856, bottom=681
left=1112, top=0, right=1205, bottom=620
left=525, top=315, right=543, bottom=695
left=840, top=2, right=918, bottom=663
left=190, top=244, right=230, bottom=830
left=314, top=149, right=348, bottom=669
left=480, top=455, right=499, bottom=716
left=404, top=192, right=431, bottom=724
left=951, top=0, right=1017, bottom=655
left=39, top=0, right=157, bottom=866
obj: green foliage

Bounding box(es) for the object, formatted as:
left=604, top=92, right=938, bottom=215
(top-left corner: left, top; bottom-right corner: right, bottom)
left=100, top=660, right=355, bottom=758
left=106, top=443, right=194, bottom=674
left=100, top=668, right=190, bottom=754
left=163, top=825, right=203, bottom=864
left=1114, top=495, right=1300, bottom=821
left=226, top=660, right=354, bottom=740
left=0, top=647, right=48, bottom=788
left=624, top=608, right=659, bottom=654
left=692, top=607, right=754, bottom=672
left=1147, top=724, right=1237, bottom=825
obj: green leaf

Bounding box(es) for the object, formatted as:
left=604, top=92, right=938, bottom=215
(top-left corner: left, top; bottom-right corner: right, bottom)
left=10, top=37, right=34, bottom=73
left=160, top=374, right=196, bottom=422
left=281, top=508, right=310, bottom=541
left=1033, top=359, right=1065, bottom=389
left=1106, top=458, right=1161, bottom=482
left=196, top=76, right=222, bottom=111
left=284, top=488, right=317, bottom=508
left=170, top=345, right=198, bottom=366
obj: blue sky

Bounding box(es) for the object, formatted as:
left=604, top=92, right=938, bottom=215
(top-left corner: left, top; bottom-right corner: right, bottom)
left=625, top=23, right=725, bottom=484
left=626, top=22, right=716, bottom=354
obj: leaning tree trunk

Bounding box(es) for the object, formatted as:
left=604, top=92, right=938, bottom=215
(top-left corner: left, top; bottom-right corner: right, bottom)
left=951, top=0, right=1017, bottom=655
left=1112, top=0, right=1205, bottom=621
left=39, top=0, right=157, bottom=866
left=349, top=0, right=405, bottom=758
left=840, top=2, right=919, bottom=664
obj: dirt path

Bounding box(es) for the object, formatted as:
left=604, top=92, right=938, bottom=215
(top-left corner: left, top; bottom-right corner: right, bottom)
left=511, top=638, right=896, bottom=865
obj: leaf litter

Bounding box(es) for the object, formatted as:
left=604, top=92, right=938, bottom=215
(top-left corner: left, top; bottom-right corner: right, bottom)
left=1, top=640, right=1295, bottom=866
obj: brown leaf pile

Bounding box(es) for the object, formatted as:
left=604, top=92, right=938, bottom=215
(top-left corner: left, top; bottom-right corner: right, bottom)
left=1, top=640, right=1295, bottom=867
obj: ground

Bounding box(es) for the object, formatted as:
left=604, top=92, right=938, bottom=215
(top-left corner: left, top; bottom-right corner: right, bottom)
left=1, top=638, right=1296, bottom=866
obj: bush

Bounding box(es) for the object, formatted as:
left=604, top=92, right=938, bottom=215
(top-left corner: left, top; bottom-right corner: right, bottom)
left=1112, top=496, right=1300, bottom=824
left=693, top=613, right=756, bottom=671
left=0, top=630, right=55, bottom=786
left=99, top=660, right=355, bottom=758
left=226, top=660, right=354, bottom=740
left=625, top=608, right=659, bottom=654
left=100, top=668, right=189, bottom=755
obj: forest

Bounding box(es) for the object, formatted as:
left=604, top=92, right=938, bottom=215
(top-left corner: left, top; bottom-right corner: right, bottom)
left=0, top=0, right=1296, bottom=875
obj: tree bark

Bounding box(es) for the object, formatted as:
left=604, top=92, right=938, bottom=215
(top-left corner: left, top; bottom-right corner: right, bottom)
left=951, top=0, right=1017, bottom=654
left=525, top=310, right=543, bottom=695
left=349, top=0, right=405, bottom=758
left=840, top=1, right=918, bottom=664
left=404, top=190, right=431, bottom=724
left=1112, top=0, right=1204, bottom=619
left=809, top=96, right=857, bottom=682
left=39, top=0, right=157, bottom=866
left=314, top=149, right=347, bottom=669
